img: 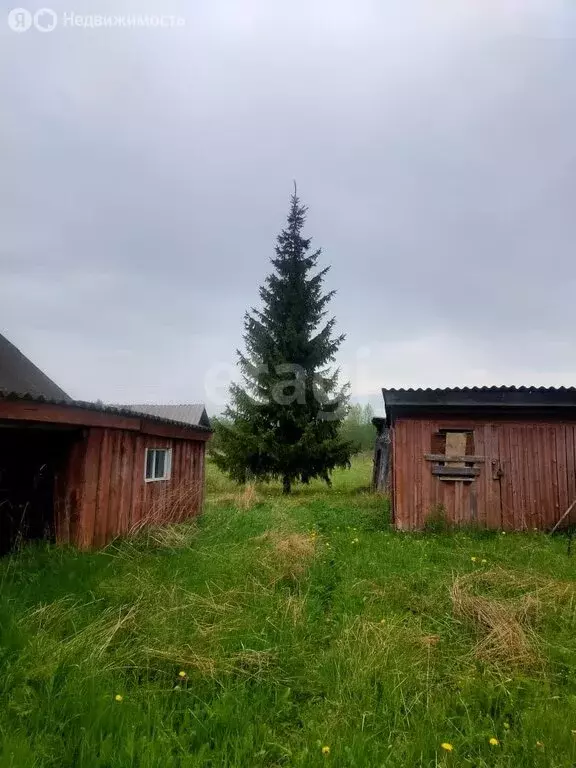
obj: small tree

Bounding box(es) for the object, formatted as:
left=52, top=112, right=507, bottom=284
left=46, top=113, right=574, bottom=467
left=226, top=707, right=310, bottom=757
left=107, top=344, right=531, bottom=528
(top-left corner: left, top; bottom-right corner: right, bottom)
left=340, top=403, right=376, bottom=453
left=211, top=190, right=354, bottom=492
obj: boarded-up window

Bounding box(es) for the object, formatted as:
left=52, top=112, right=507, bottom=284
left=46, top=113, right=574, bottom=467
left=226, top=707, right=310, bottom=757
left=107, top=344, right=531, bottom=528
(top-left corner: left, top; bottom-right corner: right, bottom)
left=428, top=429, right=478, bottom=481
left=431, top=429, right=475, bottom=462
left=431, top=431, right=446, bottom=455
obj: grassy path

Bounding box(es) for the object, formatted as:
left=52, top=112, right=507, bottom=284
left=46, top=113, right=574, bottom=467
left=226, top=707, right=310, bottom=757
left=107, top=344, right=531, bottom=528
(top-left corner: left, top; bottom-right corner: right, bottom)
left=2, top=456, right=576, bottom=766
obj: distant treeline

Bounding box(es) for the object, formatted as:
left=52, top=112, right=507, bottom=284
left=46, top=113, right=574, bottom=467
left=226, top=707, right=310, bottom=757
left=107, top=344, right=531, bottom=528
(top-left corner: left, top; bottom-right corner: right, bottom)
left=339, top=403, right=377, bottom=454
left=210, top=403, right=376, bottom=457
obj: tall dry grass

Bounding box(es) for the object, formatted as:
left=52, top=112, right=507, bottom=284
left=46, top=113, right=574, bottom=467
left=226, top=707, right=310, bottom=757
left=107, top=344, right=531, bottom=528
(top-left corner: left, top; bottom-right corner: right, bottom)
left=2, top=455, right=576, bottom=767
left=451, top=568, right=576, bottom=668
left=127, top=482, right=203, bottom=535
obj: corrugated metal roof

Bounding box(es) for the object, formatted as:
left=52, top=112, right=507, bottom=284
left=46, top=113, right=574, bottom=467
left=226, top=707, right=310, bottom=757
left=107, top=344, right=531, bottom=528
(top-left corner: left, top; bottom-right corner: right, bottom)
left=0, top=332, right=211, bottom=432
left=0, top=332, right=71, bottom=402
left=0, top=392, right=212, bottom=432
left=384, top=386, right=576, bottom=394
left=383, top=386, right=576, bottom=420
left=117, top=404, right=211, bottom=428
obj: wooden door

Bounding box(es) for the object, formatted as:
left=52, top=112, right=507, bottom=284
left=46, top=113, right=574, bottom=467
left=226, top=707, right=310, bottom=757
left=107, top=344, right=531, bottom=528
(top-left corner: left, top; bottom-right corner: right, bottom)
left=426, top=424, right=501, bottom=528
left=464, top=423, right=502, bottom=529
left=495, top=422, right=574, bottom=531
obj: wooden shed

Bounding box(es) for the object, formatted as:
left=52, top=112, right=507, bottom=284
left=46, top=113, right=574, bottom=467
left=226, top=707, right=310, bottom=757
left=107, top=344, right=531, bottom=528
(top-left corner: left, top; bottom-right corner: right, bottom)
left=380, top=386, right=576, bottom=531
left=371, top=416, right=390, bottom=491
left=0, top=333, right=211, bottom=552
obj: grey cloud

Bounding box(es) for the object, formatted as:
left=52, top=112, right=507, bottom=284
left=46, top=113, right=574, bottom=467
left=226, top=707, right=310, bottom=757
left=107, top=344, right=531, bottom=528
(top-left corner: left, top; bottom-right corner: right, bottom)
left=1, top=0, right=575, bottom=410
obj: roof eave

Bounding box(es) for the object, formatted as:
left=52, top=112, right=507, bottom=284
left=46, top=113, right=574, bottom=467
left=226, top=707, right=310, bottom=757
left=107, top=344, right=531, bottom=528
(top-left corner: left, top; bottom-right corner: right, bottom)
left=0, top=393, right=213, bottom=434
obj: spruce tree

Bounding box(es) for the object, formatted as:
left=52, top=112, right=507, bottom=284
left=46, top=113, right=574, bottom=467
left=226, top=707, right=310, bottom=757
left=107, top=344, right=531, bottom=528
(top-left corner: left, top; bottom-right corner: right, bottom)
left=211, top=190, right=354, bottom=493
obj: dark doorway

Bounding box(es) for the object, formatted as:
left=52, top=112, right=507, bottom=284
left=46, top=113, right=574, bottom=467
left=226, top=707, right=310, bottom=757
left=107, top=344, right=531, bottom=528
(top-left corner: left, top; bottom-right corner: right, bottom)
left=0, top=426, right=78, bottom=554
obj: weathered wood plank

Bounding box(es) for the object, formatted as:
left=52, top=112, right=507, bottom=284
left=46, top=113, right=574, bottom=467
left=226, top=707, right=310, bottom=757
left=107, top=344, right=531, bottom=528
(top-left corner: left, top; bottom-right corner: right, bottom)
left=93, top=429, right=113, bottom=547
left=115, top=431, right=133, bottom=537
left=549, top=426, right=560, bottom=528
left=0, top=401, right=212, bottom=441
left=0, top=401, right=139, bottom=430
left=105, top=430, right=122, bottom=544
left=445, top=432, right=467, bottom=468
left=432, top=466, right=480, bottom=478
left=565, top=425, right=576, bottom=524
left=130, top=435, right=145, bottom=530
left=424, top=454, right=485, bottom=463
left=140, top=420, right=211, bottom=442
left=54, top=433, right=85, bottom=544
left=77, top=428, right=103, bottom=547
left=557, top=424, right=569, bottom=524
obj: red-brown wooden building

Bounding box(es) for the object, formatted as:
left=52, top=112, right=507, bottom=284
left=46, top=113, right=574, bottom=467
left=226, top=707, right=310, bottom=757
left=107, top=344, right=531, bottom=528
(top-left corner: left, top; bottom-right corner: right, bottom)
left=378, top=387, right=576, bottom=531
left=0, top=333, right=211, bottom=552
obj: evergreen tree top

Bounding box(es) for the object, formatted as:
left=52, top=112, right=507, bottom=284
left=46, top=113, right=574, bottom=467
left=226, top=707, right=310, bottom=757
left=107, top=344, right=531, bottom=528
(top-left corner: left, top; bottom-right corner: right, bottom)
left=211, top=188, right=355, bottom=492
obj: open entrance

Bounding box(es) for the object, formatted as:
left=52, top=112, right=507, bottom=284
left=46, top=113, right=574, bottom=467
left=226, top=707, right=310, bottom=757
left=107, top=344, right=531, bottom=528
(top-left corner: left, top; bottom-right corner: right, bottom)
left=0, top=425, right=80, bottom=554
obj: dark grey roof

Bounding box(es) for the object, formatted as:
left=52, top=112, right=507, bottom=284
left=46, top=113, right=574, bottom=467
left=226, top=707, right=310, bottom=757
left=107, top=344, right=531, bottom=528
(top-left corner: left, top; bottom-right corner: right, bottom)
left=0, top=332, right=71, bottom=401
left=0, top=391, right=212, bottom=432
left=383, top=386, right=576, bottom=423
left=0, top=333, right=211, bottom=433
left=114, top=403, right=211, bottom=428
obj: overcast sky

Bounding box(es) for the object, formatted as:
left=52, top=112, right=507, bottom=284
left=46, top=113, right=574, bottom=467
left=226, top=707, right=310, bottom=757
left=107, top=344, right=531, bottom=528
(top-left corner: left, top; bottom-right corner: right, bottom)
left=1, top=0, right=575, bottom=414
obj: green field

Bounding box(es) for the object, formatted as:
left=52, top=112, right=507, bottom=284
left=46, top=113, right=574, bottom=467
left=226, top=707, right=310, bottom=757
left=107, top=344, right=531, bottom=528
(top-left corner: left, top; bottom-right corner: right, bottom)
left=2, top=455, right=576, bottom=766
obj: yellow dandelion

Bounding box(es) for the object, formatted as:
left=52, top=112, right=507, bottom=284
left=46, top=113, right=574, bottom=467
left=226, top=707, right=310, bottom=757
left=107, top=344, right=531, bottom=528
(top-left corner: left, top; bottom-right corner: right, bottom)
left=321, top=745, right=330, bottom=755
left=471, top=556, right=477, bottom=562
left=440, top=743, right=453, bottom=752
left=114, top=694, right=123, bottom=702
left=178, top=670, right=187, bottom=678
left=536, top=741, right=544, bottom=748
left=489, top=737, right=499, bottom=746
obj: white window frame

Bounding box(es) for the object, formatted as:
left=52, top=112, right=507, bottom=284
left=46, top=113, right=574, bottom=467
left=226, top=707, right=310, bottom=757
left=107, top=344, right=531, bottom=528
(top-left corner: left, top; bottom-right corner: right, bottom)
left=144, top=447, right=172, bottom=482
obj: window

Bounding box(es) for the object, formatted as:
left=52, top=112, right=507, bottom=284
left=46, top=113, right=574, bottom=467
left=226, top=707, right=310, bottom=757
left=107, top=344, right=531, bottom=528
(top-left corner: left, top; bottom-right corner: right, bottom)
left=431, top=429, right=475, bottom=459
left=145, top=448, right=172, bottom=481
left=426, top=429, right=482, bottom=481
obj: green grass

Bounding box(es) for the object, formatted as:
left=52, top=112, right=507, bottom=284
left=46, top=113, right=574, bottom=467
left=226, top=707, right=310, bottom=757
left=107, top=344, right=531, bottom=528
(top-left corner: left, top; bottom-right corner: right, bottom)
left=2, top=455, right=576, bottom=766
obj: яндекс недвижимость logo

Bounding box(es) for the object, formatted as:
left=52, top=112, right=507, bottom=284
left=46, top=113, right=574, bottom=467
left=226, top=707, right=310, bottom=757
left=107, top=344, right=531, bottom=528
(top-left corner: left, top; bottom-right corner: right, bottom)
left=7, top=7, right=58, bottom=32
left=6, top=8, right=186, bottom=31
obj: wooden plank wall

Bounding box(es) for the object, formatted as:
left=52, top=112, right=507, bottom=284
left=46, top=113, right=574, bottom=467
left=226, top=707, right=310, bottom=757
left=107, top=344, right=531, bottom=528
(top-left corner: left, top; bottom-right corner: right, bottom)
left=54, top=431, right=87, bottom=544
left=56, top=427, right=207, bottom=547
left=392, top=417, right=576, bottom=531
